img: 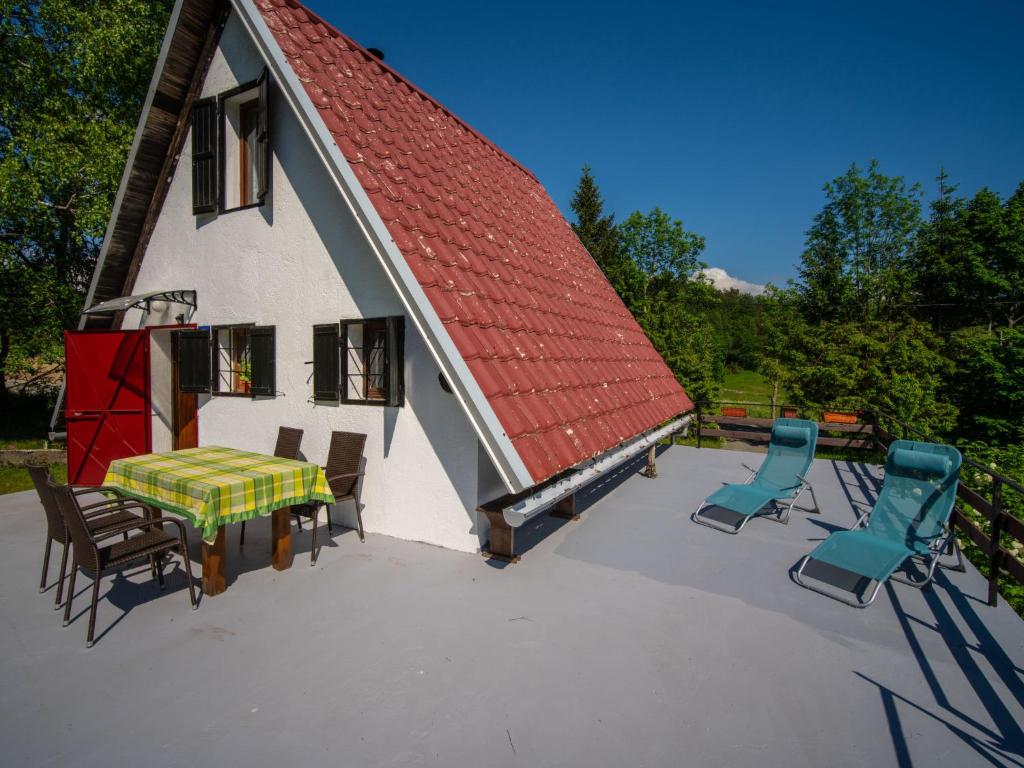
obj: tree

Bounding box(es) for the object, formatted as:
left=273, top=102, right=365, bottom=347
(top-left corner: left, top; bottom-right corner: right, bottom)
left=570, top=165, right=621, bottom=275
left=0, top=0, right=173, bottom=401
left=797, top=161, right=922, bottom=323
left=946, top=327, right=1024, bottom=442
left=617, top=208, right=721, bottom=406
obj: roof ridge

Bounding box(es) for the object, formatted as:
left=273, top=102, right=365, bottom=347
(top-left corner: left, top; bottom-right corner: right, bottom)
left=282, top=0, right=539, bottom=183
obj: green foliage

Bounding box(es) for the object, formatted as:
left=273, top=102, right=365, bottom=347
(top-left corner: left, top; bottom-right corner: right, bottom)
left=914, top=176, right=1024, bottom=332
left=568, top=169, right=723, bottom=407
left=946, top=327, right=1024, bottom=442
left=0, top=0, right=172, bottom=396
left=956, top=442, right=1024, bottom=614
left=570, top=164, right=620, bottom=275
left=616, top=208, right=721, bottom=407
left=798, top=161, right=922, bottom=323
left=705, top=289, right=765, bottom=371
left=0, top=463, right=66, bottom=495
left=775, top=316, right=957, bottom=434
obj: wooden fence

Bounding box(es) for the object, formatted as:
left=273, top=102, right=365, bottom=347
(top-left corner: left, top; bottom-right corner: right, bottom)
left=694, top=402, right=1024, bottom=608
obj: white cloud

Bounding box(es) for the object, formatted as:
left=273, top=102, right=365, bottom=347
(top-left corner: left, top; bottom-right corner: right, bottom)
left=697, top=267, right=766, bottom=296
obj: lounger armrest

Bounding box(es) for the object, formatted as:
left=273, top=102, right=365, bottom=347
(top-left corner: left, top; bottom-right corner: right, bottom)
left=741, top=463, right=759, bottom=475
left=92, top=515, right=189, bottom=542
left=850, top=501, right=872, bottom=527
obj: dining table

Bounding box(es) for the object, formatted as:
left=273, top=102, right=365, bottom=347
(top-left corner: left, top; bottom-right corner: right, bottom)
left=102, top=446, right=335, bottom=595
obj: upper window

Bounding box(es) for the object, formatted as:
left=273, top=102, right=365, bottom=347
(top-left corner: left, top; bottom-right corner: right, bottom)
left=312, top=317, right=405, bottom=406
left=190, top=68, right=269, bottom=215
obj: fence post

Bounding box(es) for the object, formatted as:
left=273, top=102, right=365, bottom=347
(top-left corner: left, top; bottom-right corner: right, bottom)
left=770, top=381, right=778, bottom=420
left=696, top=407, right=702, bottom=449
left=988, top=478, right=1003, bottom=607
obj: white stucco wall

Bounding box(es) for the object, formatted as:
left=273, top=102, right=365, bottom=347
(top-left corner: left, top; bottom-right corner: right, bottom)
left=149, top=329, right=174, bottom=454
left=125, top=12, right=496, bottom=553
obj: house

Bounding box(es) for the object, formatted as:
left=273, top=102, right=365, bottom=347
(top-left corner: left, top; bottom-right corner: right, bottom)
left=59, top=0, right=693, bottom=555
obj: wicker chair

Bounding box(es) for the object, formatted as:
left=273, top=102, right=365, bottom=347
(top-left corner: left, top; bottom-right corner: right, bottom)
left=51, top=480, right=197, bottom=647
left=28, top=465, right=145, bottom=610
left=239, top=426, right=304, bottom=547
left=292, top=431, right=367, bottom=565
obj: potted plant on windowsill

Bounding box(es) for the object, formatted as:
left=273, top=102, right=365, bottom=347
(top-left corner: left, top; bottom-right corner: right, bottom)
left=238, top=360, right=252, bottom=394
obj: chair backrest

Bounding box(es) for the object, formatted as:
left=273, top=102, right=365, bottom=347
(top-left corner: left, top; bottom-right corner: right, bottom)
left=753, top=418, right=819, bottom=492
left=866, top=439, right=962, bottom=548
left=274, top=426, right=304, bottom=460
left=324, top=431, right=366, bottom=498
left=28, top=464, right=66, bottom=543
left=49, top=480, right=101, bottom=573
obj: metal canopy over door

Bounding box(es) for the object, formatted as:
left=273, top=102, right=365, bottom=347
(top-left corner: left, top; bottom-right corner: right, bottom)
left=65, top=330, right=151, bottom=485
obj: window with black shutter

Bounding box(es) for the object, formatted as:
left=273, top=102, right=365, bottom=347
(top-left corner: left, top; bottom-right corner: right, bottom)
left=207, top=324, right=275, bottom=397
left=191, top=98, right=219, bottom=214
left=312, top=324, right=340, bottom=400
left=192, top=69, right=270, bottom=216
left=176, top=329, right=211, bottom=393
left=340, top=316, right=404, bottom=406
left=217, top=68, right=270, bottom=213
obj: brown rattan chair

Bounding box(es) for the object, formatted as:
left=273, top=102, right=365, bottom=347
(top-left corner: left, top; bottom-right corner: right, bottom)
left=239, top=426, right=304, bottom=547
left=51, top=480, right=197, bottom=647
left=28, top=464, right=146, bottom=610
left=292, top=431, right=366, bottom=565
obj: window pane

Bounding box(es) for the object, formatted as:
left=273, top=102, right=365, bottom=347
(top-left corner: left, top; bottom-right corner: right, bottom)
left=215, top=326, right=251, bottom=394
left=240, top=100, right=259, bottom=207
left=366, top=324, right=387, bottom=400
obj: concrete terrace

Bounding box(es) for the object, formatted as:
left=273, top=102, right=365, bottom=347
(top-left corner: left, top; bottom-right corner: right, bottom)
left=1, top=446, right=1022, bottom=768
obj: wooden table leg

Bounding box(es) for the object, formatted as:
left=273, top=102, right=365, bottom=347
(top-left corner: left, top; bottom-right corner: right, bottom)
left=271, top=506, right=292, bottom=571
left=202, top=527, right=226, bottom=596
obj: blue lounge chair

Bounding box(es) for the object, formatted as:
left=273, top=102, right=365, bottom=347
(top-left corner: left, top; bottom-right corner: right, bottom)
left=795, top=439, right=962, bottom=608
left=692, top=418, right=820, bottom=534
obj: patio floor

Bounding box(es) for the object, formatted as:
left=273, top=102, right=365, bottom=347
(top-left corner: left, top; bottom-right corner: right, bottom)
left=1, top=446, right=1022, bottom=768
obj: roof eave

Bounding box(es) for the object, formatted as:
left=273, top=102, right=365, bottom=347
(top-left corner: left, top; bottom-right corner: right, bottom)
left=231, top=0, right=534, bottom=494
left=78, top=0, right=190, bottom=330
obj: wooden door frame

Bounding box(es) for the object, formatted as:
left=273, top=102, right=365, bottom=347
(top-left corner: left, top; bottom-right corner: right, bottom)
left=149, top=324, right=198, bottom=450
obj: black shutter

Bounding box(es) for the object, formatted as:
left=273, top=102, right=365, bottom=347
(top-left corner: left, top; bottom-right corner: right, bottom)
left=386, top=316, right=405, bottom=407
left=312, top=324, right=339, bottom=400
left=256, top=68, right=270, bottom=203
left=191, top=97, right=219, bottom=214
left=177, top=330, right=211, bottom=393
left=249, top=326, right=276, bottom=397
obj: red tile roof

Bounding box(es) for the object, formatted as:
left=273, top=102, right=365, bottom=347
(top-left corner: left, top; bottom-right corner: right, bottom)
left=256, top=0, right=694, bottom=484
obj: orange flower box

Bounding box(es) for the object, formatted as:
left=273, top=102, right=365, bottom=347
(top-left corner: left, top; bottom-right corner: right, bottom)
left=721, top=407, right=748, bottom=418
left=823, top=411, right=858, bottom=424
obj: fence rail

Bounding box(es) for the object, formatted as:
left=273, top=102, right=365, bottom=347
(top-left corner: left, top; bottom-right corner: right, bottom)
left=694, top=402, right=1024, bottom=608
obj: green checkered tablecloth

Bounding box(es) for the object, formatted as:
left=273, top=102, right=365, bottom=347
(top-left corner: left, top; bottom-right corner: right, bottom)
left=103, top=446, right=336, bottom=544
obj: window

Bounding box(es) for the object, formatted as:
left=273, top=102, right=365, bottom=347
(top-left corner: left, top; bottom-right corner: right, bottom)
left=190, top=68, right=269, bottom=215
left=215, top=326, right=252, bottom=394
left=312, top=317, right=404, bottom=406
left=175, top=326, right=276, bottom=397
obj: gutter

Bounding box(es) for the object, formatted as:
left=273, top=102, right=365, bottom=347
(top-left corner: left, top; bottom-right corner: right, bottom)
left=501, top=414, right=692, bottom=528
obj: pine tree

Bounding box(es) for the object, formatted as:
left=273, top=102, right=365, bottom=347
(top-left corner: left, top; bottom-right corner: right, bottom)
left=570, top=165, right=620, bottom=274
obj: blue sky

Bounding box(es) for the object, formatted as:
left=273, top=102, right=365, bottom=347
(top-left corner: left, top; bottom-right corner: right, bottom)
left=304, top=0, right=1024, bottom=287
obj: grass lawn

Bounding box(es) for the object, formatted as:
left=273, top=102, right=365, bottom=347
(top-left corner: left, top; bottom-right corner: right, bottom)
left=720, top=369, right=785, bottom=403
left=0, top=464, right=66, bottom=495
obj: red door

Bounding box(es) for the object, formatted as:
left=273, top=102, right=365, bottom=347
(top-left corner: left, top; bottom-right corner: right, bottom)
left=65, top=330, right=151, bottom=485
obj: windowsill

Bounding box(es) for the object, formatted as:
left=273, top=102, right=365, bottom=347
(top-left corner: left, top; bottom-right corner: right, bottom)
left=218, top=201, right=264, bottom=215
left=212, top=391, right=256, bottom=398
left=340, top=398, right=394, bottom=407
